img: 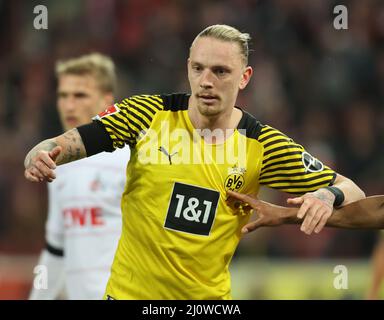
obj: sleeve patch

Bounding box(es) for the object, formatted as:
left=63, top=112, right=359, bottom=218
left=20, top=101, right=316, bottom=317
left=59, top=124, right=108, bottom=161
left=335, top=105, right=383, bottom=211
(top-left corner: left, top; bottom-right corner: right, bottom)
left=301, top=151, right=324, bottom=173
left=93, top=104, right=120, bottom=120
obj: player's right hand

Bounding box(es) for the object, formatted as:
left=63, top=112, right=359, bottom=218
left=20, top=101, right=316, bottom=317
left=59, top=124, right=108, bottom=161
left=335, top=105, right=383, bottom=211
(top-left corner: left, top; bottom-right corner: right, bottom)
left=24, top=146, right=62, bottom=183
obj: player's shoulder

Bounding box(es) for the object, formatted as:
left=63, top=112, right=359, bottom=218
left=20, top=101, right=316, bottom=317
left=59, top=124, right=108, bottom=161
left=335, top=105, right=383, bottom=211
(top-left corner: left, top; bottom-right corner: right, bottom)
left=117, top=93, right=189, bottom=112
left=159, top=92, right=190, bottom=111
left=118, top=94, right=163, bottom=110
left=257, top=124, right=293, bottom=144
left=237, top=109, right=293, bottom=143
left=237, top=109, right=262, bottom=139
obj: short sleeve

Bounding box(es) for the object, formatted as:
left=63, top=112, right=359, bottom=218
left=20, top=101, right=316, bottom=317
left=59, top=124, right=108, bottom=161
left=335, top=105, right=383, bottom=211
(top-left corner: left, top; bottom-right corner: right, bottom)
left=92, top=95, right=164, bottom=149
left=258, top=125, right=336, bottom=194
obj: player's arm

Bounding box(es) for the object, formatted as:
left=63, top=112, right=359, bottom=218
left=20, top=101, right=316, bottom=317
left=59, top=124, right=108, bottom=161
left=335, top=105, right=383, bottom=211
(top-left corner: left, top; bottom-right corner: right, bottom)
left=24, top=121, right=114, bottom=183
left=24, top=128, right=87, bottom=182
left=287, top=173, right=366, bottom=235
left=331, top=173, right=366, bottom=205
left=25, top=96, right=162, bottom=183
left=257, top=125, right=366, bottom=235
left=226, top=191, right=384, bottom=232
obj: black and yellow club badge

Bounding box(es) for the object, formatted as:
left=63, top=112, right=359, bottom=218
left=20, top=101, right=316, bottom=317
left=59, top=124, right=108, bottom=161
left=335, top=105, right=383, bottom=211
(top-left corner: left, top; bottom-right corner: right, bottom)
left=224, top=164, right=246, bottom=192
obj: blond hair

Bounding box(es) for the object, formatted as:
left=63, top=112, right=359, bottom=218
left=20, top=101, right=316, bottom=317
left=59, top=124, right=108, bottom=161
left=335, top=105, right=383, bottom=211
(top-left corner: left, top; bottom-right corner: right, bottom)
left=193, top=24, right=251, bottom=65
left=55, top=53, right=116, bottom=94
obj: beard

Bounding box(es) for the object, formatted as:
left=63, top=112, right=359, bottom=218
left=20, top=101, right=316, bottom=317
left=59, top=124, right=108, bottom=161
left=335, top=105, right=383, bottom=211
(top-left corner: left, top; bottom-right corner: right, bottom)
left=196, top=100, right=222, bottom=117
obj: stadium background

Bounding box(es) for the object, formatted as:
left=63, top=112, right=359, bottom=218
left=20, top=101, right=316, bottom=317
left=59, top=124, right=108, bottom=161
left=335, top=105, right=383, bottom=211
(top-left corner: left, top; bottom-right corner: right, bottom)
left=0, top=0, right=383, bottom=299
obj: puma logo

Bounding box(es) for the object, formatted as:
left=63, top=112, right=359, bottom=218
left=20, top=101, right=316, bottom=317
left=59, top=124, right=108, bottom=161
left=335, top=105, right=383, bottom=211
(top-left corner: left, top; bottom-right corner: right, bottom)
left=158, top=146, right=178, bottom=165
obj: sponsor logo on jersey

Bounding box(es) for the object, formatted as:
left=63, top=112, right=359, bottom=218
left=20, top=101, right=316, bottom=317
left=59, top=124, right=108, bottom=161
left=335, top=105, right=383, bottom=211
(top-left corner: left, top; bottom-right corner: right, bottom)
left=63, top=207, right=105, bottom=227
left=164, top=182, right=220, bottom=236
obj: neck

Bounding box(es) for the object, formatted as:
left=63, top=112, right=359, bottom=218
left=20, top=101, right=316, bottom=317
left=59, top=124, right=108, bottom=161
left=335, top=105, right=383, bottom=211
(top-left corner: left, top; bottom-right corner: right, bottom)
left=187, top=96, right=243, bottom=143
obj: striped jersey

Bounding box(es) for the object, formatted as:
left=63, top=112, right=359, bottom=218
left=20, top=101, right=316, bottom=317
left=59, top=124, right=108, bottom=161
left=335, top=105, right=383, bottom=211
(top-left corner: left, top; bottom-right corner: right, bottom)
left=93, top=93, right=336, bottom=299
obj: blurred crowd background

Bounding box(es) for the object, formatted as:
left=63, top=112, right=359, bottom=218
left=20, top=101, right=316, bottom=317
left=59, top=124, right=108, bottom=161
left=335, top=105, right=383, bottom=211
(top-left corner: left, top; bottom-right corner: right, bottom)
left=0, top=0, right=383, bottom=299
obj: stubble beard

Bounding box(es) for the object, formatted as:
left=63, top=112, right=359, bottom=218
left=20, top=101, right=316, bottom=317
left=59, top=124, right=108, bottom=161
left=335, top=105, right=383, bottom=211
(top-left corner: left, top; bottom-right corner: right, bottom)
left=196, top=100, right=222, bottom=117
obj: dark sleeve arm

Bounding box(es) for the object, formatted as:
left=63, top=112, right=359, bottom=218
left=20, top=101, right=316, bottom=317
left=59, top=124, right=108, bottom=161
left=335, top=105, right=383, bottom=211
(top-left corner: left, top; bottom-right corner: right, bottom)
left=77, top=121, right=115, bottom=156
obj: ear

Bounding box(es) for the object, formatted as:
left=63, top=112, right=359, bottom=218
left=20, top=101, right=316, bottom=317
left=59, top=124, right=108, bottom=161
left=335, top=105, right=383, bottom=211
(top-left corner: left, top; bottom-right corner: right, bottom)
left=187, top=58, right=193, bottom=79
left=239, top=66, right=253, bottom=90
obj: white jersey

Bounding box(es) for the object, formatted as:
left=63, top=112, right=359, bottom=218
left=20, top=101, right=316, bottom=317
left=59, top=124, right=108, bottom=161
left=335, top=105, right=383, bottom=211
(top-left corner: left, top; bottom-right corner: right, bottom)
left=46, top=147, right=130, bottom=299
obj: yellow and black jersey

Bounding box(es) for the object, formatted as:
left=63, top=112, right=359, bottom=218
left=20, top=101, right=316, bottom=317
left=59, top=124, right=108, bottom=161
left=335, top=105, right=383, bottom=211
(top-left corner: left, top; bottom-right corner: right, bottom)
left=78, top=93, right=336, bottom=299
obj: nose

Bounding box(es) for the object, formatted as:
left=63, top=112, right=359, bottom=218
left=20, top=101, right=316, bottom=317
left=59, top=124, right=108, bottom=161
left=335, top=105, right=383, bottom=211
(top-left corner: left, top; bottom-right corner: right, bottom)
left=199, top=69, right=214, bottom=89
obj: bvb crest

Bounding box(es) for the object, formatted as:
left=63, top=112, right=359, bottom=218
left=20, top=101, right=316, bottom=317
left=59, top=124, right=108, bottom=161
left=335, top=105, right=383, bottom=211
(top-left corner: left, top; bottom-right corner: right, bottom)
left=224, top=164, right=246, bottom=192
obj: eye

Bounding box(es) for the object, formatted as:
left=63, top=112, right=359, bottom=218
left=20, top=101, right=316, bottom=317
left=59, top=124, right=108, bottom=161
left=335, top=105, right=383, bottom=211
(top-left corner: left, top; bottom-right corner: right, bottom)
left=192, top=64, right=202, bottom=72
left=214, top=67, right=229, bottom=76
left=74, top=92, right=87, bottom=99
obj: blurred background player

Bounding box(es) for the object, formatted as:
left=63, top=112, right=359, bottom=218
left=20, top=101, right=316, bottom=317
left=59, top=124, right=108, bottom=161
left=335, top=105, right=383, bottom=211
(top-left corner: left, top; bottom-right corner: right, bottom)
left=29, top=53, right=130, bottom=300
left=367, top=233, right=384, bottom=299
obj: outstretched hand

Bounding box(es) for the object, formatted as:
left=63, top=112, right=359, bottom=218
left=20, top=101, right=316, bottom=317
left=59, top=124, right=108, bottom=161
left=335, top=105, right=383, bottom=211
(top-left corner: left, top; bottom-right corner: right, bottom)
left=287, top=188, right=335, bottom=235
left=226, top=190, right=290, bottom=234
left=24, top=146, right=62, bottom=183
left=226, top=189, right=337, bottom=235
